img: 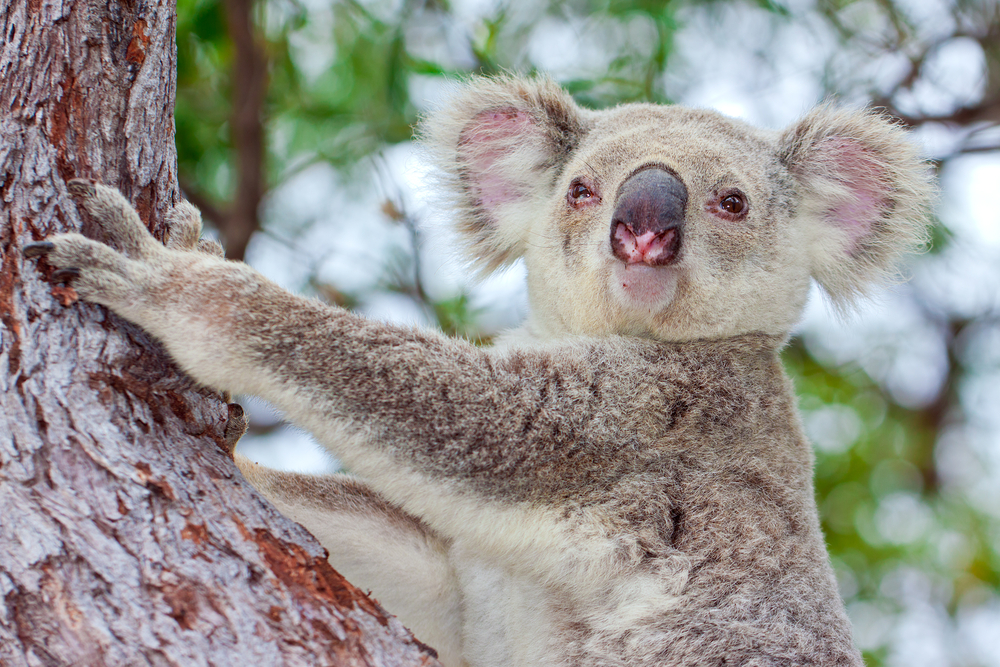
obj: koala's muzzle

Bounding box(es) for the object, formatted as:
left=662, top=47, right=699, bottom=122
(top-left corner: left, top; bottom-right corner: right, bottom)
left=610, top=167, right=687, bottom=266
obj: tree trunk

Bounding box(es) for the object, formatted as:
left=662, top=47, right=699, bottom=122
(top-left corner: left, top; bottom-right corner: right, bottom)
left=0, top=2, right=440, bottom=665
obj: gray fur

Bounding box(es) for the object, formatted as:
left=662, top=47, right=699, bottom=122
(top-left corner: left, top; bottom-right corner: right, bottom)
left=26, top=75, right=936, bottom=666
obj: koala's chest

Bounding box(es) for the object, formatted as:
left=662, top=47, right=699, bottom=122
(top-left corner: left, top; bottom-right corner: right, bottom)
left=451, top=551, right=562, bottom=667
left=448, top=541, right=687, bottom=667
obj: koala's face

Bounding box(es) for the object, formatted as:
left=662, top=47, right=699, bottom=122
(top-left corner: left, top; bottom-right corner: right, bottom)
left=425, top=77, right=932, bottom=343
left=526, top=105, right=808, bottom=341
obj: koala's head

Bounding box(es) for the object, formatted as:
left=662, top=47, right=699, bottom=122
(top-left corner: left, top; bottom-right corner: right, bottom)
left=423, top=76, right=934, bottom=342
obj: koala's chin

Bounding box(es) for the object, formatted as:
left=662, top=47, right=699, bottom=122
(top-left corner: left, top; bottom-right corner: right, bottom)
left=609, top=263, right=682, bottom=316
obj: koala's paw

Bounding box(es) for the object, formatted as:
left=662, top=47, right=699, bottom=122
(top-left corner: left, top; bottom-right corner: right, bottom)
left=164, top=200, right=226, bottom=258
left=224, top=402, right=249, bottom=455
left=24, top=180, right=171, bottom=308
left=67, top=179, right=166, bottom=258
left=23, top=234, right=138, bottom=307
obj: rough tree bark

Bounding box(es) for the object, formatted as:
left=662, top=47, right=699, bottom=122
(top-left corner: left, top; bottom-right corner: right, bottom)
left=0, top=2, right=441, bottom=665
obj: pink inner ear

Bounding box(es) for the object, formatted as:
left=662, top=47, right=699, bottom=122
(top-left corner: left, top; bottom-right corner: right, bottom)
left=459, top=109, right=536, bottom=214
left=817, top=137, right=888, bottom=253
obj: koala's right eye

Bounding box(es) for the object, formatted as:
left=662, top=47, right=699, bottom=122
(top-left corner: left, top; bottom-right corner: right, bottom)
left=567, top=178, right=600, bottom=208
left=707, top=188, right=749, bottom=221
left=720, top=195, right=745, bottom=215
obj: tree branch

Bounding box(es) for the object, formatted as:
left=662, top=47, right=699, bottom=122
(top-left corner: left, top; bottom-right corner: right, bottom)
left=222, top=0, right=268, bottom=261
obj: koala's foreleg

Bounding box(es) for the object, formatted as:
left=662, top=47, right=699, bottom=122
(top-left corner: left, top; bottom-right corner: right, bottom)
left=26, top=182, right=626, bottom=575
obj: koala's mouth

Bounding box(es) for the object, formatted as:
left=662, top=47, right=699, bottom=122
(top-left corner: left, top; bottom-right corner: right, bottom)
left=610, top=262, right=681, bottom=311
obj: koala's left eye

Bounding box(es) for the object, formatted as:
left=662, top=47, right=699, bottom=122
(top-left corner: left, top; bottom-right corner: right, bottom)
left=708, top=189, right=749, bottom=221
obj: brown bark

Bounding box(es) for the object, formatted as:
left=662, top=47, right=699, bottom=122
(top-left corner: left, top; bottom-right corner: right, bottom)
left=220, top=0, right=268, bottom=261
left=0, top=2, right=440, bottom=665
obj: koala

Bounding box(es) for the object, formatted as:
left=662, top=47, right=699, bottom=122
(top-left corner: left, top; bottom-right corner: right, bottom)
left=25, top=75, right=933, bottom=667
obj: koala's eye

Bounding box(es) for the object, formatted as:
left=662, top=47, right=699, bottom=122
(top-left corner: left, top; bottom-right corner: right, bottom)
left=567, top=178, right=600, bottom=208
left=708, top=189, right=749, bottom=221
left=720, top=194, right=745, bottom=214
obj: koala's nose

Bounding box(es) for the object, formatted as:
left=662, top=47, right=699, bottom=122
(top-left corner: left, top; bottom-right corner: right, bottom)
left=610, top=167, right=687, bottom=266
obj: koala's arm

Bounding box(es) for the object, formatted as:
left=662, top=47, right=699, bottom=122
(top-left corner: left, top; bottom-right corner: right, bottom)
left=27, top=181, right=648, bottom=554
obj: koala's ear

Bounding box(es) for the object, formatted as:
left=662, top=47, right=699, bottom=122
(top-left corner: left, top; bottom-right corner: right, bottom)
left=779, top=105, right=936, bottom=308
left=420, top=75, right=589, bottom=273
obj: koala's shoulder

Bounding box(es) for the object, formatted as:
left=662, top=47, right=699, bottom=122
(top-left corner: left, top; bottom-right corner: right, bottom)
left=623, top=334, right=793, bottom=447
left=495, top=333, right=786, bottom=438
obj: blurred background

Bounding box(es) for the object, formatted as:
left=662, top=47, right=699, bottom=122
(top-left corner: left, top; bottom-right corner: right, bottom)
left=173, top=0, right=1000, bottom=663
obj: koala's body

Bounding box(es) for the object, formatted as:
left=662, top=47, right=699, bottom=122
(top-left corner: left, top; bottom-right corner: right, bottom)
left=26, top=76, right=934, bottom=667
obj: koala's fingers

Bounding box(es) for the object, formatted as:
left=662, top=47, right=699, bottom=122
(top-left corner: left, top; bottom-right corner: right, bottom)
left=196, top=238, right=226, bottom=258
left=67, top=179, right=161, bottom=259
left=24, top=232, right=140, bottom=307
left=224, top=402, right=249, bottom=454
left=164, top=201, right=204, bottom=252
left=164, top=201, right=228, bottom=257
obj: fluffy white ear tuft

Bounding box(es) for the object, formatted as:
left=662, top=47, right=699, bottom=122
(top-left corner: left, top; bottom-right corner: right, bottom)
left=419, top=75, right=589, bottom=273
left=779, top=105, right=936, bottom=309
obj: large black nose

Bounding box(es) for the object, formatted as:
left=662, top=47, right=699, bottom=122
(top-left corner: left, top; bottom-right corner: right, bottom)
left=610, top=166, right=687, bottom=266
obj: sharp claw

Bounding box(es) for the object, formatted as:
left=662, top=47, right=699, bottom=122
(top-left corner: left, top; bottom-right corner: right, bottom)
left=51, top=268, right=81, bottom=283
left=67, top=178, right=97, bottom=198
left=23, top=241, right=55, bottom=258
left=224, top=402, right=249, bottom=453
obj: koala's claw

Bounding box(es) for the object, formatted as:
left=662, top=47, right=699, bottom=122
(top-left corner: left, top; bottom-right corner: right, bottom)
left=165, top=201, right=226, bottom=257
left=27, top=229, right=141, bottom=307
left=51, top=268, right=81, bottom=283
left=66, top=178, right=97, bottom=199
left=224, top=402, right=249, bottom=454
left=28, top=182, right=221, bottom=311
left=23, top=241, right=55, bottom=258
